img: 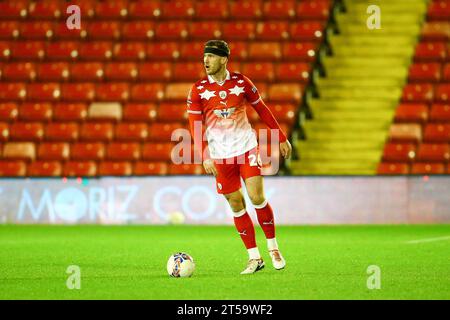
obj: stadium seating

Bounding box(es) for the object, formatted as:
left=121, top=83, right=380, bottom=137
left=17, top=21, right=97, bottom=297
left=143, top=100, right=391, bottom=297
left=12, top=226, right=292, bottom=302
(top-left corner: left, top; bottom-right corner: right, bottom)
left=378, top=0, right=450, bottom=174
left=0, top=0, right=331, bottom=176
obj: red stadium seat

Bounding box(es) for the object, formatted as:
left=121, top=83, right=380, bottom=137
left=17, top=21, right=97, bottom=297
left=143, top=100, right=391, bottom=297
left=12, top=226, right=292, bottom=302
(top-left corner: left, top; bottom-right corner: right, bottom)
left=172, top=62, right=204, bottom=81
left=408, top=63, right=441, bottom=82
left=113, top=42, right=146, bottom=61
left=297, top=1, right=330, bottom=20
left=138, top=62, right=172, bottom=81
left=168, top=163, right=203, bottom=175
left=71, top=142, right=105, bottom=161
left=227, top=42, right=248, bottom=61
left=122, top=103, right=158, bottom=122
left=0, top=1, right=28, bottom=19
left=189, top=22, right=222, bottom=40
left=86, top=21, right=121, bottom=40
left=122, top=21, right=155, bottom=40
left=427, top=1, right=450, bottom=21
left=162, top=0, right=195, bottom=19
left=28, top=0, right=62, bottom=19
left=11, top=41, right=45, bottom=60
left=131, top=83, right=165, bottom=102
left=45, top=41, right=78, bottom=61
left=401, top=84, right=434, bottom=103
left=222, top=22, right=256, bottom=41
left=0, top=83, right=26, bottom=101
left=78, top=42, right=113, bottom=61
left=53, top=22, right=84, bottom=40
left=394, top=103, right=429, bottom=123
left=268, top=103, right=297, bottom=125
left=20, top=22, right=53, bottom=40
left=9, top=122, right=44, bottom=141
left=229, top=0, right=262, bottom=19
left=63, top=161, right=97, bottom=177
left=242, top=63, right=275, bottom=82
left=435, top=84, right=450, bottom=102
left=414, top=42, right=446, bottom=62
left=98, top=161, right=132, bottom=176
left=2, top=62, right=36, bottom=81
left=38, top=62, right=70, bottom=81
left=0, top=122, right=8, bottom=141
left=19, top=103, right=52, bottom=122
left=423, top=123, right=450, bottom=142
left=382, top=143, right=417, bottom=162
left=94, top=0, right=128, bottom=19
left=53, top=103, right=87, bottom=122
left=411, top=163, right=446, bottom=175
left=158, top=102, right=188, bottom=122
left=290, top=22, right=325, bottom=42
left=376, top=163, right=410, bottom=175
left=430, top=103, right=450, bottom=122
left=0, top=41, right=11, bottom=61
left=282, top=42, right=317, bottom=61
left=147, top=42, right=180, bottom=60
left=0, top=103, right=18, bottom=121
left=128, top=0, right=161, bottom=19
left=155, top=22, right=189, bottom=40
left=106, top=142, right=141, bottom=161
left=249, top=42, right=282, bottom=61
left=80, top=122, right=114, bottom=141
left=263, top=0, right=296, bottom=19
left=416, top=143, right=450, bottom=162
left=115, top=123, right=148, bottom=141
left=0, top=21, right=19, bottom=40
left=268, top=83, right=303, bottom=102
left=164, top=83, right=191, bottom=101
left=388, top=123, right=422, bottom=143
left=0, top=161, right=27, bottom=176
left=276, top=62, right=311, bottom=82
left=256, top=22, right=289, bottom=40
left=148, top=123, right=184, bottom=142
left=27, top=83, right=60, bottom=102
left=71, top=63, right=104, bottom=82
left=2, top=142, right=35, bottom=161
left=195, top=1, right=229, bottom=19
left=142, top=143, right=173, bottom=161
left=134, top=161, right=168, bottom=175
left=61, top=83, right=96, bottom=102
left=421, top=22, right=450, bottom=41
left=28, top=161, right=62, bottom=177
left=96, top=83, right=130, bottom=102
left=443, top=63, right=450, bottom=81
left=180, top=42, right=207, bottom=61
left=38, top=142, right=70, bottom=161
left=45, top=122, right=79, bottom=141
left=227, top=61, right=242, bottom=73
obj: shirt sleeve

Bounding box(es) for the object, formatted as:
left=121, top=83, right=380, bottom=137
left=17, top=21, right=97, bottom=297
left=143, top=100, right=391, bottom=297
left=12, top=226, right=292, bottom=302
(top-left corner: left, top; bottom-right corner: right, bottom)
left=243, top=75, right=261, bottom=105
left=187, top=84, right=202, bottom=115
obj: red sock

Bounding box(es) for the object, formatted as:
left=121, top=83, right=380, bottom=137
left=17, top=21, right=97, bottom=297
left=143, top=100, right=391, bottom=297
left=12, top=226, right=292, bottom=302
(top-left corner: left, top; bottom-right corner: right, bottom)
left=233, top=211, right=257, bottom=249
left=255, top=201, right=276, bottom=239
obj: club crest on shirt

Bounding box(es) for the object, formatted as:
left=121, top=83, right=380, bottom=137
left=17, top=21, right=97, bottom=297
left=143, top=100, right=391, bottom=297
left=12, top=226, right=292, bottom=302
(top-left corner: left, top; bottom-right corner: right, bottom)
left=219, top=91, right=227, bottom=99
left=213, top=107, right=236, bottom=119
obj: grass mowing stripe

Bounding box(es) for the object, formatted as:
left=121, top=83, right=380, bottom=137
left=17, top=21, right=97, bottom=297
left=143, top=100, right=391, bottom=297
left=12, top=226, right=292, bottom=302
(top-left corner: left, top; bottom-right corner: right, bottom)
left=405, top=235, right=450, bottom=244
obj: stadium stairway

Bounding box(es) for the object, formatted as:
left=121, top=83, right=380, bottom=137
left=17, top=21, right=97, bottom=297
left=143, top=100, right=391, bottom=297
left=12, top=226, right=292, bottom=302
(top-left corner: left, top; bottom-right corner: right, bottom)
left=289, top=0, right=427, bottom=175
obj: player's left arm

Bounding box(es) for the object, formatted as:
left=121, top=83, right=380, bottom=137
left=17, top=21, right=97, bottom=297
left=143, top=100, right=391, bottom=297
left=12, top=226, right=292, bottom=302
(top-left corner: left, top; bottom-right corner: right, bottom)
left=243, top=76, right=292, bottom=159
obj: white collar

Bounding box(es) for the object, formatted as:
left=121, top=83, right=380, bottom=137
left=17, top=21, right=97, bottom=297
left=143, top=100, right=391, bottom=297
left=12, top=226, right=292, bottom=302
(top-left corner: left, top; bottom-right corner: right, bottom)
left=208, top=70, right=230, bottom=85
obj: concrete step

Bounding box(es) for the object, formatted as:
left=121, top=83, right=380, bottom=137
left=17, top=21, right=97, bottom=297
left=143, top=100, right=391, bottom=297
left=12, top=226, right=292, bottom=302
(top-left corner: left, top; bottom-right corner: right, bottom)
left=304, top=130, right=388, bottom=142
left=322, top=56, right=410, bottom=69
left=316, top=78, right=405, bottom=89
left=317, top=87, right=402, bottom=100
left=323, top=67, right=408, bottom=79
left=298, top=150, right=381, bottom=162
left=309, top=99, right=398, bottom=110
left=332, top=45, right=414, bottom=57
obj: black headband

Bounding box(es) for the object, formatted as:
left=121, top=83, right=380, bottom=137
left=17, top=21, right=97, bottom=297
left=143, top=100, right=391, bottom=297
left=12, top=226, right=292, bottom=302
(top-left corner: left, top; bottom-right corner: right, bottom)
left=204, top=46, right=229, bottom=57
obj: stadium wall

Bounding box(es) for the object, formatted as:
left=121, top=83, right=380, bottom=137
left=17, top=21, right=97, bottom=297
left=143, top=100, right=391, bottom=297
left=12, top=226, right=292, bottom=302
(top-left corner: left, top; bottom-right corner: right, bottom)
left=0, top=177, right=449, bottom=225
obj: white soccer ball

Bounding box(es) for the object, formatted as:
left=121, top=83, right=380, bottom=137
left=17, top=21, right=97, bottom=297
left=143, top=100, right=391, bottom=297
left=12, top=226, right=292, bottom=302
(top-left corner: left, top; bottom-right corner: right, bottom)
left=167, top=252, right=195, bottom=278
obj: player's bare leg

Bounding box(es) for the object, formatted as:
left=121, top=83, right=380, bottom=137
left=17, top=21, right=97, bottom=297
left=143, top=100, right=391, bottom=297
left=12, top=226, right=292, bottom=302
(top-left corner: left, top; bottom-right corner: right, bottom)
left=245, top=176, right=286, bottom=270
left=224, top=189, right=264, bottom=274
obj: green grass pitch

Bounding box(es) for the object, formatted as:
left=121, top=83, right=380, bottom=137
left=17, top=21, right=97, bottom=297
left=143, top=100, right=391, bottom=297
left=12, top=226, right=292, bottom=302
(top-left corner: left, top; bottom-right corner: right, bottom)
left=0, top=224, right=449, bottom=300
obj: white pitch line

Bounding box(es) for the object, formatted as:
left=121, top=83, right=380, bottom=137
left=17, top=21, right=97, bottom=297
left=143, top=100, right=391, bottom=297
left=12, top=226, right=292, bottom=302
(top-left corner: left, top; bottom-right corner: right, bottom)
left=405, top=236, right=450, bottom=244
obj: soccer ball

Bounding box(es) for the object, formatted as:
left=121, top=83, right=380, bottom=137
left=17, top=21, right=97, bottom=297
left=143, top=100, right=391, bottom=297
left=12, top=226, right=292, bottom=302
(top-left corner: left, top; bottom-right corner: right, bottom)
left=167, top=252, right=195, bottom=277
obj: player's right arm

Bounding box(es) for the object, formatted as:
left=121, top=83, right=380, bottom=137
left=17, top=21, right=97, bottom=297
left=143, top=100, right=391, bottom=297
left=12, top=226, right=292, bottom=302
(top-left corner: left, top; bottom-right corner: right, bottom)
left=187, top=84, right=217, bottom=176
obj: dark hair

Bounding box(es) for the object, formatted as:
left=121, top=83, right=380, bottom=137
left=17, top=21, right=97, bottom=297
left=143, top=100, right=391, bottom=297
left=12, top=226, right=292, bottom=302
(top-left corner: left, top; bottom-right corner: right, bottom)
left=204, top=40, right=230, bottom=57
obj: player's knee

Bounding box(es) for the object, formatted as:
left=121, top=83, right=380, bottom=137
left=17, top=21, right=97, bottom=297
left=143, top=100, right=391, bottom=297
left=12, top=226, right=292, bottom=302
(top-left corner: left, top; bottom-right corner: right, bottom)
left=248, top=193, right=265, bottom=207
left=225, top=194, right=245, bottom=212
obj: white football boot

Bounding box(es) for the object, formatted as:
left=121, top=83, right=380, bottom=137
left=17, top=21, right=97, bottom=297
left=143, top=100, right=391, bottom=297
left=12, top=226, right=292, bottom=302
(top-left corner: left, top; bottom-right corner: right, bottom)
left=240, top=258, right=265, bottom=275
left=269, top=249, right=286, bottom=270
